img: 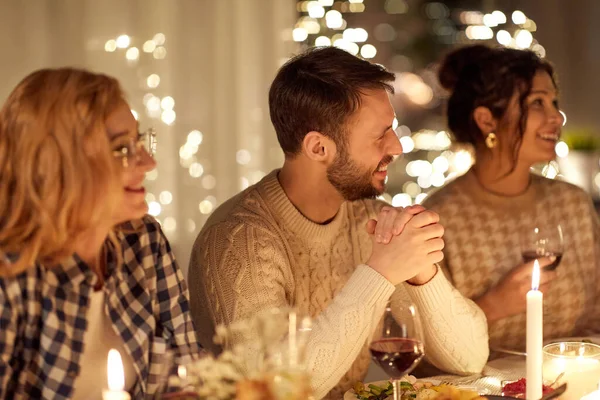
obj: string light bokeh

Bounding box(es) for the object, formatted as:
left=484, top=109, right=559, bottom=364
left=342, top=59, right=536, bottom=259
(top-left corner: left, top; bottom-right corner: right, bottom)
left=35, top=0, right=297, bottom=273
left=0, top=0, right=598, bottom=275
left=102, top=31, right=185, bottom=236
left=294, top=0, right=575, bottom=207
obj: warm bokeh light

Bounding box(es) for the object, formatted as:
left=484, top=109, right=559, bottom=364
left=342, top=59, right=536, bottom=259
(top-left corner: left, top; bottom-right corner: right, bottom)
left=496, top=30, right=511, bottom=46
left=147, top=74, right=160, bottom=88
left=116, top=35, right=130, bottom=49
left=315, top=36, right=331, bottom=46
left=148, top=201, right=162, bottom=217
left=159, top=191, right=173, bottom=205
left=512, top=10, right=527, bottom=24
left=555, top=141, right=569, bottom=158
left=515, top=29, right=533, bottom=49
left=104, top=40, right=117, bottom=52
left=125, top=47, right=139, bottom=61
left=143, top=40, right=156, bottom=53
left=360, top=44, right=377, bottom=58
left=293, top=27, right=309, bottom=42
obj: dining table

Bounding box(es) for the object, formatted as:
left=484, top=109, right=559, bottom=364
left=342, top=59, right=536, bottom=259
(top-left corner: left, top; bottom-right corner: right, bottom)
left=360, top=335, right=600, bottom=397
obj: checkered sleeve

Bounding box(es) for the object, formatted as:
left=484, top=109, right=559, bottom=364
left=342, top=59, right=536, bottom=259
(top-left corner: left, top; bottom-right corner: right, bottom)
left=0, top=280, right=18, bottom=397
left=149, top=218, right=201, bottom=359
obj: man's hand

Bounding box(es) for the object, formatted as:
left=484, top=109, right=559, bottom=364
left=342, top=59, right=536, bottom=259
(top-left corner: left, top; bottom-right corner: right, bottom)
left=366, top=205, right=425, bottom=244
left=366, top=206, right=444, bottom=285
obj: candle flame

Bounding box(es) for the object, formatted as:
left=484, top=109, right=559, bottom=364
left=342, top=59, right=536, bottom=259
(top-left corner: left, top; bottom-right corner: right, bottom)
left=532, top=260, right=540, bottom=291
left=177, top=365, right=187, bottom=380
left=107, top=349, right=125, bottom=391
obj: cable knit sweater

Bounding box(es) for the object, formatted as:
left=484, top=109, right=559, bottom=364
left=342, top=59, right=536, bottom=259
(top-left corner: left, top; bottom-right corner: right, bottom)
left=423, top=169, right=600, bottom=353
left=188, top=170, right=489, bottom=399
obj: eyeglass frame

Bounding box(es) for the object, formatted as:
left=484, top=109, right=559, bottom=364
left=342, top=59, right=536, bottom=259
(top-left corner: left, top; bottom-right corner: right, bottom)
left=112, top=128, right=157, bottom=168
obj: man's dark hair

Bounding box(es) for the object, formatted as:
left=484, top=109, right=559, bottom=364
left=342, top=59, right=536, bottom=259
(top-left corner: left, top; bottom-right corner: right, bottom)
left=269, top=46, right=395, bottom=157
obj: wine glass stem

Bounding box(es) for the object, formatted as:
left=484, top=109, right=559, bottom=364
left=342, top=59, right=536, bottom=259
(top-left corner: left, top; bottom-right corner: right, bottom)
left=392, top=379, right=400, bottom=400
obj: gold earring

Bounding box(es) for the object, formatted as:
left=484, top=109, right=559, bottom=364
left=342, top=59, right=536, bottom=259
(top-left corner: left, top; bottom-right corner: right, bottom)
left=485, top=132, right=497, bottom=149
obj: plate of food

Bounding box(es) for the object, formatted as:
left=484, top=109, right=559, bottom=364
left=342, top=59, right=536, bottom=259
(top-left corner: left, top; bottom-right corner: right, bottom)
left=344, top=376, right=485, bottom=400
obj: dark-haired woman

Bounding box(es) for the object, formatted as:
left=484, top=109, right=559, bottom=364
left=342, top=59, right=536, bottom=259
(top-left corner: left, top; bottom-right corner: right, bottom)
left=424, top=45, right=600, bottom=354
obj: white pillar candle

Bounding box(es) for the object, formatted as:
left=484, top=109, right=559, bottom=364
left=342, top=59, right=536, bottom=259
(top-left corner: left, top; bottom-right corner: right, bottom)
left=526, top=260, right=543, bottom=400
left=103, top=349, right=131, bottom=400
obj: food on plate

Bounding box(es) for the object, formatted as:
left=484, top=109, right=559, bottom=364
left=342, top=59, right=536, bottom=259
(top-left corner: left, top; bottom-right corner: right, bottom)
left=502, top=378, right=554, bottom=398
left=432, top=386, right=484, bottom=400
left=352, top=376, right=484, bottom=400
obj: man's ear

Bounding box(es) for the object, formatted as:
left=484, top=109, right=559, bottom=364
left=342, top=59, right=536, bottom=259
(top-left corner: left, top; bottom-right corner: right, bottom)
left=302, top=131, right=336, bottom=162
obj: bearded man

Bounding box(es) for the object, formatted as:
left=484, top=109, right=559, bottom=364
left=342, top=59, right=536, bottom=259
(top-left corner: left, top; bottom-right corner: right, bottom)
left=188, top=46, right=488, bottom=400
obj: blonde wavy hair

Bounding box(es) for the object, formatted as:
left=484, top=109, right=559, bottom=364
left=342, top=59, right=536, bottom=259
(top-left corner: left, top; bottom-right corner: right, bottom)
left=0, top=68, right=124, bottom=276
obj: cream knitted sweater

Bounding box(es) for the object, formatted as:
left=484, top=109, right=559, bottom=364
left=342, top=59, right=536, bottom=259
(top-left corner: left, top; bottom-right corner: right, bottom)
left=424, top=169, right=600, bottom=353
left=188, top=170, right=489, bottom=399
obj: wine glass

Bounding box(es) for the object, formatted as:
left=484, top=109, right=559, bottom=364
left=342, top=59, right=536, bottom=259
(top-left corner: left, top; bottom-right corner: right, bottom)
left=252, top=308, right=313, bottom=400
left=369, top=300, right=425, bottom=400
left=153, top=351, right=203, bottom=400
left=521, top=225, right=564, bottom=271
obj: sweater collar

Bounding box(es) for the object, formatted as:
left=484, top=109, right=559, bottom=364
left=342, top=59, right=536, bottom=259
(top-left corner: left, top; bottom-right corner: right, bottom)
left=257, top=170, right=348, bottom=242
left=459, top=168, right=546, bottom=211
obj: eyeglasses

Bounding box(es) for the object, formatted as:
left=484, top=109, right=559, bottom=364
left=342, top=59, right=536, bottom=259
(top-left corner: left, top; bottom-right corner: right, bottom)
left=112, top=128, right=156, bottom=168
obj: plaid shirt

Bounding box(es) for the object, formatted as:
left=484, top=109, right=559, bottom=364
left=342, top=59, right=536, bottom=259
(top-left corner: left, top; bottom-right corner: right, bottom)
left=0, top=216, right=200, bottom=399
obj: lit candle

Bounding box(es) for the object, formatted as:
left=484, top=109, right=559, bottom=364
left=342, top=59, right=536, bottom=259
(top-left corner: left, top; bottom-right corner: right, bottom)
left=527, top=260, right=543, bottom=400
left=103, top=349, right=131, bottom=400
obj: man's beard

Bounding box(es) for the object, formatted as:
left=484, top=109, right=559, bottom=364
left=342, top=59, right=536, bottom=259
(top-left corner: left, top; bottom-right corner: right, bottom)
left=326, top=143, right=393, bottom=201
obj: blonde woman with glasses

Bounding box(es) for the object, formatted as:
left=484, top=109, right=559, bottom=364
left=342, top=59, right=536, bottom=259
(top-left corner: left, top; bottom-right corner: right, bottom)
left=0, top=68, right=200, bottom=399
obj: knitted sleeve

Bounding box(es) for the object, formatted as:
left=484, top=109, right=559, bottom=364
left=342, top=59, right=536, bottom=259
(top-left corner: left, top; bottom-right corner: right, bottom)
left=368, top=199, right=489, bottom=374
left=188, top=222, right=396, bottom=398
left=400, top=267, right=489, bottom=375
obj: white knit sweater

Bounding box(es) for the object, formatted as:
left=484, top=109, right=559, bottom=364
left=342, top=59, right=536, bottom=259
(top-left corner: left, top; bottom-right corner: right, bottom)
left=188, top=170, right=489, bottom=399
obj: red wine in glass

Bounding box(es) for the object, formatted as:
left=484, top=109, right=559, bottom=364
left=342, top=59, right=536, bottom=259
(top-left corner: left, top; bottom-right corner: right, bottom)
left=521, top=225, right=564, bottom=271
left=370, top=302, right=424, bottom=400
left=369, top=338, right=424, bottom=379
left=521, top=250, right=563, bottom=271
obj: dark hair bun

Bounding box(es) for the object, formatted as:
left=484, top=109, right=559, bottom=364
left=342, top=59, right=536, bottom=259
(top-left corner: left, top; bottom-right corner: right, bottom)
left=438, top=45, right=495, bottom=91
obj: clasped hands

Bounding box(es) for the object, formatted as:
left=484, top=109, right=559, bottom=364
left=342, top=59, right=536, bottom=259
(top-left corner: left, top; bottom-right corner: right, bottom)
left=366, top=205, right=444, bottom=286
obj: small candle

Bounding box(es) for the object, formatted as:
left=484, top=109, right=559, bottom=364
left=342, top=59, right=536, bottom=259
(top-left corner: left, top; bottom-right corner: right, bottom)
left=543, top=349, right=600, bottom=400
left=103, top=349, right=131, bottom=400
left=526, top=260, right=543, bottom=400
